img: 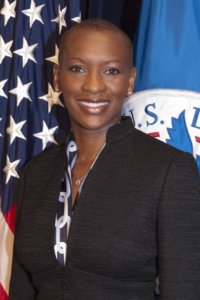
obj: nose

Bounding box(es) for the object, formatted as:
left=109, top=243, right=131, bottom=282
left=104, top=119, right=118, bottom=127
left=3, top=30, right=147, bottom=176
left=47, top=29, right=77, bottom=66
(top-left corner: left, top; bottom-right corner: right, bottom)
left=82, top=70, right=106, bottom=94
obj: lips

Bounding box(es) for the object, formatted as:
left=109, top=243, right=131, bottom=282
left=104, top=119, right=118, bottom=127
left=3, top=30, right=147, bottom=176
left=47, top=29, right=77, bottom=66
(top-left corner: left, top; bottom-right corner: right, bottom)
left=78, top=99, right=110, bottom=113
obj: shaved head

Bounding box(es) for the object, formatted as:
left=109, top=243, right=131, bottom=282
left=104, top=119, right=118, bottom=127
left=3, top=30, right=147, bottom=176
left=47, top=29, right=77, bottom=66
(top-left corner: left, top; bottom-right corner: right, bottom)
left=58, top=18, right=134, bottom=67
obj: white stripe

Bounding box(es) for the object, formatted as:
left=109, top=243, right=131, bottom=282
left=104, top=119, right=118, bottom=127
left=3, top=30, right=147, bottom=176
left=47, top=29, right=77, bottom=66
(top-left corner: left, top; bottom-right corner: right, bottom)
left=0, top=211, right=14, bottom=295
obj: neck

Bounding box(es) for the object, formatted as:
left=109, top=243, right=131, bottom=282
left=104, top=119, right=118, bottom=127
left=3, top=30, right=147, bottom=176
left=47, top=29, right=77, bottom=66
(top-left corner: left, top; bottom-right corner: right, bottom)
left=71, top=127, right=107, bottom=162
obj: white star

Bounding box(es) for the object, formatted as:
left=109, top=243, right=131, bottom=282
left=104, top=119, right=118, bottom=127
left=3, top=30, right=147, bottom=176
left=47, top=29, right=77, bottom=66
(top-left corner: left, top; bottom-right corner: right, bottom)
left=22, top=0, right=45, bottom=28
left=33, top=121, right=58, bottom=150
left=0, top=0, right=16, bottom=26
left=6, top=115, right=26, bottom=145
left=3, top=155, right=20, bottom=184
left=71, top=12, right=81, bottom=23
left=45, top=45, right=59, bottom=65
left=51, top=5, right=67, bottom=34
left=0, top=35, right=12, bottom=64
left=14, top=37, right=37, bottom=67
left=0, top=118, right=3, bottom=137
left=0, top=79, right=8, bottom=98
left=39, top=83, right=64, bottom=113
left=9, top=76, right=32, bottom=106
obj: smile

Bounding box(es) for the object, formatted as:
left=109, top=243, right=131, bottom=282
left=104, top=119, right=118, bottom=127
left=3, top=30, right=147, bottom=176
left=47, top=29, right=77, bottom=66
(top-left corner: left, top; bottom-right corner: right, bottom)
left=79, top=101, right=109, bottom=108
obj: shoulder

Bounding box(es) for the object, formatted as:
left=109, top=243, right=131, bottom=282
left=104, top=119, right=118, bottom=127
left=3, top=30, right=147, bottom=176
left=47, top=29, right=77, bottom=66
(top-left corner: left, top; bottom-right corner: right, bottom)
left=131, top=126, right=179, bottom=154
left=21, top=143, right=66, bottom=177
left=122, top=121, right=199, bottom=178
left=122, top=123, right=184, bottom=162
left=108, top=117, right=196, bottom=168
left=110, top=117, right=182, bottom=155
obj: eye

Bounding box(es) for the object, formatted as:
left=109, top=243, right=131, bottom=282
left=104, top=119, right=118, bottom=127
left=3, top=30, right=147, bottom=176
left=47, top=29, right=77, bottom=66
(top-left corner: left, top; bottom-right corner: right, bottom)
left=70, top=65, right=85, bottom=73
left=104, top=68, right=120, bottom=75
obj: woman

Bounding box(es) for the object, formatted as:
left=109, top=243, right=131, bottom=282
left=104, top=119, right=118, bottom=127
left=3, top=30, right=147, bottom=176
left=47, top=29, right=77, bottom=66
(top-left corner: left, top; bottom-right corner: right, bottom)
left=9, top=19, right=200, bottom=300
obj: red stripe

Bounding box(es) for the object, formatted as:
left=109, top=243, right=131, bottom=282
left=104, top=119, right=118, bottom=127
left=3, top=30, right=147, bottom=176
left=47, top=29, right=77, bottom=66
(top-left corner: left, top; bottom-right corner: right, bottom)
left=148, top=132, right=160, bottom=138
left=195, top=136, right=200, bottom=143
left=4, top=204, right=16, bottom=234
left=0, top=283, right=8, bottom=300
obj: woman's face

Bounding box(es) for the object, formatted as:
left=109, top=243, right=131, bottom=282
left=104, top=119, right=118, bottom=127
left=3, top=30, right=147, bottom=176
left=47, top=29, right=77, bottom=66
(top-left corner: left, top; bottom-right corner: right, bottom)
left=54, top=30, right=136, bottom=134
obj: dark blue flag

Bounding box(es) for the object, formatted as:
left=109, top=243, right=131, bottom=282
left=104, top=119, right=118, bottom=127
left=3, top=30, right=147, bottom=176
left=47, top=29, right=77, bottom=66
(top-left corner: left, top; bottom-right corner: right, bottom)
left=123, top=0, right=200, bottom=174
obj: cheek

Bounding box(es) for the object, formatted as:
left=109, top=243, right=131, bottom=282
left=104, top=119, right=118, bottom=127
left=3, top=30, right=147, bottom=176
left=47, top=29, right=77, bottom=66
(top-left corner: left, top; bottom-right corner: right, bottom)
left=110, top=81, right=129, bottom=99
left=111, top=76, right=130, bottom=92
left=59, top=75, right=80, bottom=94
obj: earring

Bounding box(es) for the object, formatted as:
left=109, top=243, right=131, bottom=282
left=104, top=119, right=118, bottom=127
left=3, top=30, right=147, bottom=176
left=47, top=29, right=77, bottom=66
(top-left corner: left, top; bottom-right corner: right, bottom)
left=127, top=91, right=132, bottom=97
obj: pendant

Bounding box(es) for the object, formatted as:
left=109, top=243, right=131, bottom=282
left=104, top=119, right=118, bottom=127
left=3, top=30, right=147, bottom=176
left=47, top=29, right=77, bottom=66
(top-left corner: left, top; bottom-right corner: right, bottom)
left=75, top=179, right=81, bottom=185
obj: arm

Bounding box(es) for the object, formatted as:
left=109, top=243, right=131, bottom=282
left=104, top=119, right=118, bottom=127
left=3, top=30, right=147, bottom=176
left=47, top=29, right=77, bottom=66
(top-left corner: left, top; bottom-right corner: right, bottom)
left=9, top=170, right=36, bottom=300
left=157, top=152, right=200, bottom=299
left=9, top=252, right=36, bottom=300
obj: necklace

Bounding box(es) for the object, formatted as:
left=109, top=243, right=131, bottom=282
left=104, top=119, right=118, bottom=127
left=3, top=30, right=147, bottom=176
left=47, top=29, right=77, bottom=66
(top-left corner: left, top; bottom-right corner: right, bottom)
left=73, top=143, right=106, bottom=186
left=75, top=176, right=86, bottom=186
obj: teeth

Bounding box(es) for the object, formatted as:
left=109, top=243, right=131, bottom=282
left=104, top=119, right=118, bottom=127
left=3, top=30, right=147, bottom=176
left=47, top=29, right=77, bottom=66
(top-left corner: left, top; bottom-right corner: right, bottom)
left=79, top=101, right=109, bottom=108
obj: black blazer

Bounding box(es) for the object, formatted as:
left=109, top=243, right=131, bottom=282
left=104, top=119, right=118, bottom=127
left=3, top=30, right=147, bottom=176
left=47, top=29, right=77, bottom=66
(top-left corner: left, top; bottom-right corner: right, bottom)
left=9, top=118, right=200, bottom=300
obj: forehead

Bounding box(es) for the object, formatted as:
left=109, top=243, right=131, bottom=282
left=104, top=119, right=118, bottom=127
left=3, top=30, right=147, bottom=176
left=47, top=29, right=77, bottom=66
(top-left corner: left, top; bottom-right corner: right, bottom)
left=60, top=29, right=131, bottom=64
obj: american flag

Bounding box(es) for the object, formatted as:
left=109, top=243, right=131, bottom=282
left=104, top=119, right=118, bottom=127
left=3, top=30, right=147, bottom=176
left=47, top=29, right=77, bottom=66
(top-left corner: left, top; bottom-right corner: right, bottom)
left=0, top=0, right=80, bottom=298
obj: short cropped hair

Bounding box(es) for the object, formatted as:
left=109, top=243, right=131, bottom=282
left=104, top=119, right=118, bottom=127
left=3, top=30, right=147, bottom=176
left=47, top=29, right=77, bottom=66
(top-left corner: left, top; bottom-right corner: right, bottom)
left=58, top=18, right=133, bottom=67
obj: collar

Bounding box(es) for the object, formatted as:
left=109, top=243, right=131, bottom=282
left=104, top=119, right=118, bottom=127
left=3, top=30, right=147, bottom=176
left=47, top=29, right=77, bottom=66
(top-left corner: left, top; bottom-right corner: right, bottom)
left=61, top=116, right=134, bottom=150
left=106, top=116, right=134, bottom=145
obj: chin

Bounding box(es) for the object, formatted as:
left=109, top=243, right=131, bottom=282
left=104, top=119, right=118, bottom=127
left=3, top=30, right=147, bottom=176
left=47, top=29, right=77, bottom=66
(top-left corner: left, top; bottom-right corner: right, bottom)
left=70, top=112, right=121, bottom=133
left=80, top=119, right=119, bottom=133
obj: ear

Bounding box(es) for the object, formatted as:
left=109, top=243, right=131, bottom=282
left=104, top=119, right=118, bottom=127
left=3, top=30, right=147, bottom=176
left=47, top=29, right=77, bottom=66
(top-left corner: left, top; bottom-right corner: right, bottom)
left=53, top=64, right=61, bottom=92
left=127, top=67, right=136, bottom=95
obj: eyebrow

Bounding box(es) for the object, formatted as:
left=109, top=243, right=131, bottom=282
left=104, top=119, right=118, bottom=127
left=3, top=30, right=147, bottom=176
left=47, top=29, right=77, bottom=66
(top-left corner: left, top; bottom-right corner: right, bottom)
left=64, top=57, right=122, bottom=64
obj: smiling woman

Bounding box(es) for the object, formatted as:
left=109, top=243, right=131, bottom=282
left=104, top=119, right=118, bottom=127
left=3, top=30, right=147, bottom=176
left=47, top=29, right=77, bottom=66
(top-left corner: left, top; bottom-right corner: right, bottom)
left=9, top=19, right=200, bottom=300
left=54, top=20, right=135, bottom=136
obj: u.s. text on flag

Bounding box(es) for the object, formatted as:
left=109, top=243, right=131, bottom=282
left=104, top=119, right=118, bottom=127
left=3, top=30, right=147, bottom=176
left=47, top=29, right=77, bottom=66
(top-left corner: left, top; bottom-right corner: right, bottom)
left=123, top=0, right=200, bottom=178
left=0, top=1, right=81, bottom=298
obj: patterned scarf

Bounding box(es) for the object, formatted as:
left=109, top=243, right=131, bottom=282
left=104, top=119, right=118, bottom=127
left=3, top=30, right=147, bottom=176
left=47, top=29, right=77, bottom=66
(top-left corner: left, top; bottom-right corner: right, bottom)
left=54, top=139, right=77, bottom=265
